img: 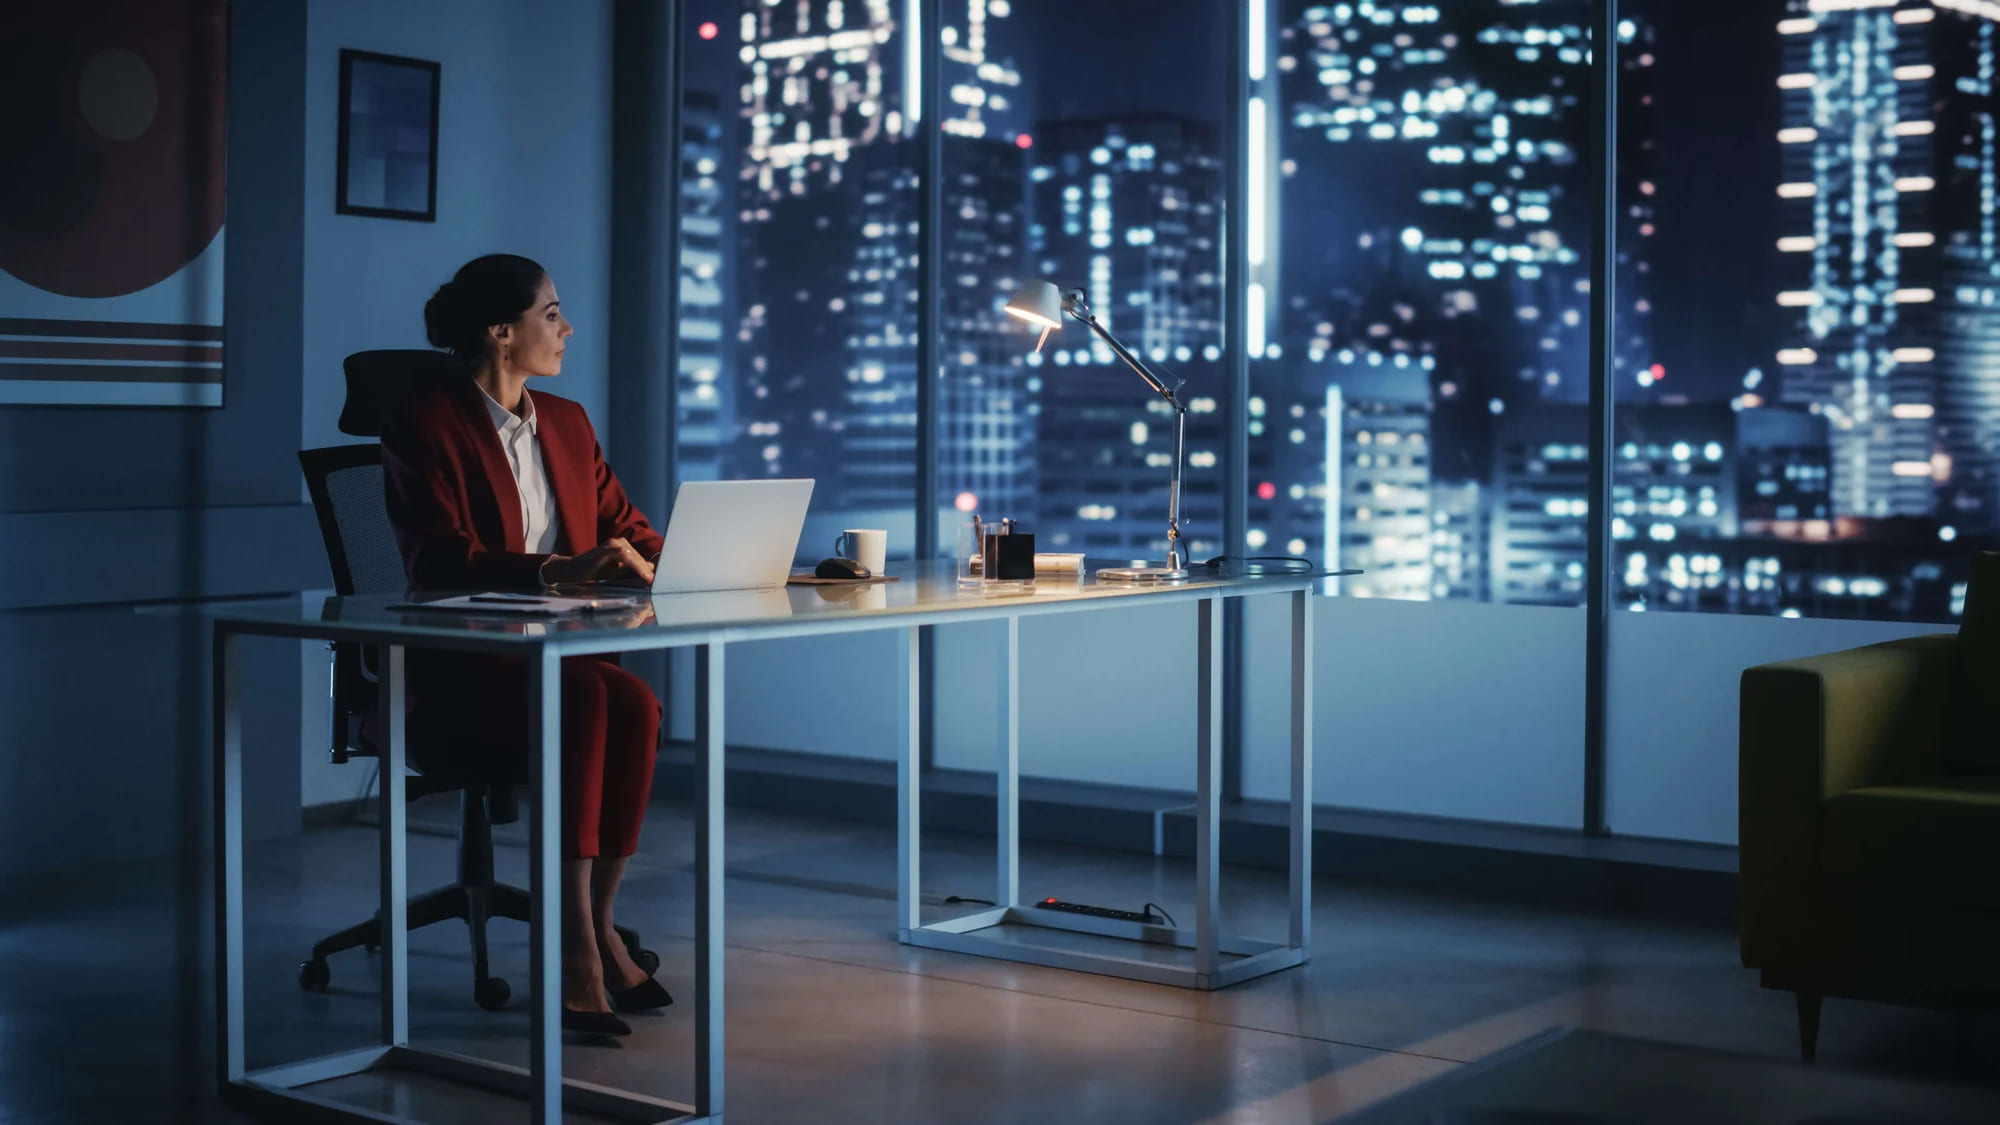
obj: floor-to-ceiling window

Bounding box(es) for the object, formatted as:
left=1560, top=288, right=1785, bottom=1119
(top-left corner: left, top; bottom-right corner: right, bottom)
left=1236, top=1, right=1606, bottom=828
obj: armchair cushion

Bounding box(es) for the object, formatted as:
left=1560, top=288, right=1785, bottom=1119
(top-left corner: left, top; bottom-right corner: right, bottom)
left=1947, top=551, right=2000, bottom=774
left=1820, top=774, right=2000, bottom=909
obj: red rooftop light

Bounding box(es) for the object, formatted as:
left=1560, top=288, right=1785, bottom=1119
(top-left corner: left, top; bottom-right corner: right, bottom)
left=1015, top=133, right=1033, bottom=149
left=698, top=21, right=718, bottom=40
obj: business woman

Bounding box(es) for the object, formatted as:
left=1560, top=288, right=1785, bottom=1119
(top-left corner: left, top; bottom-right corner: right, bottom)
left=382, top=253, right=668, bottom=1037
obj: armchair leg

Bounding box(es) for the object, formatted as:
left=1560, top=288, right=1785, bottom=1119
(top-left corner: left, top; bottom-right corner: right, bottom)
left=1796, top=990, right=1823, bottom=1062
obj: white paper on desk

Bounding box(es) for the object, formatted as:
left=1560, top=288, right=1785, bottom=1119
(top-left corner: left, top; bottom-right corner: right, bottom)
left=410, top=593, right=644, bottom=615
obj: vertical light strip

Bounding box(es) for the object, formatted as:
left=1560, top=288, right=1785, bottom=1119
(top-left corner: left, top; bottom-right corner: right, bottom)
left=1248, top=96, right=1268, bottom=266
left=906, top=0, right=922, bottom=128
left=1248, top=0, right=1267, bottom=81
left=1324, top=385, right=1344, bottom=594
left=1247, top=281, right=1267, bottom=357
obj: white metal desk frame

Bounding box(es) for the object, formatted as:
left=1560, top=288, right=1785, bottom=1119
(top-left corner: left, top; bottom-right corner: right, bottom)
left=210, top=570, right=1315, bottom=1125
left=897, top=585, right=1314, bottom=989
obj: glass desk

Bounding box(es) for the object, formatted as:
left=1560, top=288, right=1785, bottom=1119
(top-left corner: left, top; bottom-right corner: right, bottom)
left=194, top=560, right=1330, bottom=1125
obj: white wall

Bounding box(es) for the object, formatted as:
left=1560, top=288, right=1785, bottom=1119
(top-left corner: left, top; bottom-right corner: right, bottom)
left=300, top=0, right=616, bottom=453
left=1604, top=611, right=1943, bottom=845
left=299, top=0, right=615, bottom=808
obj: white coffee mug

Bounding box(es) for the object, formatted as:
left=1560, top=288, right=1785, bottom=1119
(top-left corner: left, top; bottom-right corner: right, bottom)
left=834, top=528, right=887, bottom=575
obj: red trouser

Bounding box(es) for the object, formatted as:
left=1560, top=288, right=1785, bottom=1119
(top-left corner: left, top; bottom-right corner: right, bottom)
left=411, top=654, right=661, bottom=860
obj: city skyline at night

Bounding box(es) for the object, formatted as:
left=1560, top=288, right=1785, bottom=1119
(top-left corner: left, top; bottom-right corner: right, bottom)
left=677, top=0, right=2000, bottom=623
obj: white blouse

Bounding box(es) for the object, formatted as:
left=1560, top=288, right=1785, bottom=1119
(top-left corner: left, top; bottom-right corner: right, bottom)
left=476, top=385, right=561, bottom=556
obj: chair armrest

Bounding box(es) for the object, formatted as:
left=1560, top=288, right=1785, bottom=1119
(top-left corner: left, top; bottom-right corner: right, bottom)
left=1738, top=632, right=1958, bottom=968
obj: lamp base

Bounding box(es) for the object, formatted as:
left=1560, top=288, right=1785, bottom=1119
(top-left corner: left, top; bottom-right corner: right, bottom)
left=1097, top=565, right=1190, bottom=583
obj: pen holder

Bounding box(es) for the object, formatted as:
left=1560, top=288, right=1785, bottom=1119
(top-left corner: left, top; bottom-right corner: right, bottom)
left=958, top=520, right=1035, bottom=594
left=983, top=531, right=1036, bottom=581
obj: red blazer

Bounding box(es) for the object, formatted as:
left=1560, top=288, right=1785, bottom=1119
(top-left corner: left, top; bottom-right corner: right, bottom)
left=382, top=379, right=662, bottom=591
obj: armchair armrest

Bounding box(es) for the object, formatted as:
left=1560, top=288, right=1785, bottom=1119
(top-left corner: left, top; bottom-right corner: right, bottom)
left=1739, top=633, right=1958, bottom=968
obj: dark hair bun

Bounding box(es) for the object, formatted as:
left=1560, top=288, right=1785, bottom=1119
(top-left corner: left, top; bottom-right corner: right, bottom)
left=421, top=254, right=548, bottom=366
left=422, top=281, right=469, bottom=353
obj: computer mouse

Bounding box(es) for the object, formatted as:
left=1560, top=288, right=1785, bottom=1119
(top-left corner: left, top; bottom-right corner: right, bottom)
left=815, top=556, right=872, bottom=580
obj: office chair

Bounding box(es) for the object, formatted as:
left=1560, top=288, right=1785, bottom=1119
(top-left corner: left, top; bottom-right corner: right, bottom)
left=295, top=350, right=653, bottom=1011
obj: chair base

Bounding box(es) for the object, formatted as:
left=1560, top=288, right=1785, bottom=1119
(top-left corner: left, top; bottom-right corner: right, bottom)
left=304, top=881, right=650, bottom=1010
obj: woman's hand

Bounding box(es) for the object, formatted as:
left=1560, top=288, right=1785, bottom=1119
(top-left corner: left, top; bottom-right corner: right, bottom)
left=540, top=537, right=656, bottom=586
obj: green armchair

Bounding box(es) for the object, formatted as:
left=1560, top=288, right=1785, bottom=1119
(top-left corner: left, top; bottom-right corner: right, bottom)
left=1739, top=581, right=2000, bottom=1060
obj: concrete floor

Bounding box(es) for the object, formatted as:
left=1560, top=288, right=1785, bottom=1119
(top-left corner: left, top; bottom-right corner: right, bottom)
left=2, top=799, right=1994, bottom=1124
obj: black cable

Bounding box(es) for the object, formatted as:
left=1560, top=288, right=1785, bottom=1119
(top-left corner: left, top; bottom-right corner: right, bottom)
left=943, top=895, right=995, bottom=906
left=1199, top=554, right=1316, bottom=574
left=1143, top=902, right=1176, bottom=927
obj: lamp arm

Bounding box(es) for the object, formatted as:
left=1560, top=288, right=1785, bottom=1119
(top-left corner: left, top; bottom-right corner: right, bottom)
left=1059, top=289, right=1188, bottom=573
left=1061, top=294, right=1186, bottom=411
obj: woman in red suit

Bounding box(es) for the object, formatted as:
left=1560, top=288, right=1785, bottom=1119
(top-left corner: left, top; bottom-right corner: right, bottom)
left=382, top=253, right=669, bottom=1037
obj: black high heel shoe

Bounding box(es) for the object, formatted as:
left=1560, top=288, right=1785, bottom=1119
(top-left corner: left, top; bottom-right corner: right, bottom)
left=561, top=1008, right=632, bottom=1037
left=608, top=976, right=674, bottom=1013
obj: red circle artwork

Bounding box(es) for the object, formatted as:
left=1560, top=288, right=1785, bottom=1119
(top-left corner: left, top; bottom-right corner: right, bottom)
left=0, top=0, right=228, bottom=298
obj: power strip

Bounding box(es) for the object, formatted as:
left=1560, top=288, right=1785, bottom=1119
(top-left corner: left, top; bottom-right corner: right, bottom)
left=1033, top=897, right=1156, bottom=924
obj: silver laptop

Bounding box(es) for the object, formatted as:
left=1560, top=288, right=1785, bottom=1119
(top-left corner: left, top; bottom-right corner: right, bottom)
left=649, top=479, right=814, bottom=594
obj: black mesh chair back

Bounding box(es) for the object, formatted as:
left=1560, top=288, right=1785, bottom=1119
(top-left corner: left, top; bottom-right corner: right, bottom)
left=300, top=444, right=406, bottom=597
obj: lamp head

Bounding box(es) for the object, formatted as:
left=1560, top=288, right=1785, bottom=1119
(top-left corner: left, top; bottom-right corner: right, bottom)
left=1002, top=280, right=1064, bottom=331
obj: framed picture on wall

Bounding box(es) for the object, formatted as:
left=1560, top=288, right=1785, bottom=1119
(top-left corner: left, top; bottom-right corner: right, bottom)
left=336, top=49, right=439, bottom=222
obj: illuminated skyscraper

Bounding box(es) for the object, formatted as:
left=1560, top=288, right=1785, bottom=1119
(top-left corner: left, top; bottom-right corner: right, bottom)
left=1773, top=0, right=2000, bottom=522
left=1271, top=2, right=1657, bottom=599
left=1278, top=2, right=1654, bottom=410
left=678, top=90, right=732, bottom=482
left=736, top=0, right=1021, bottom=200
left=1321, top=362, right=1433, bottom=600
left=730, top=0, right=1030, bottom=520
left=1494, top=403, right=1741, bottom=606
left=1026, top=116, right=1226, bottom=558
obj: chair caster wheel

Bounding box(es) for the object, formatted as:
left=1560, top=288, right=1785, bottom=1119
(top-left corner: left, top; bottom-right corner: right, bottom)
left=474, top=976, right=511, bottom=1011
left=299, top=959, right=331, bottom=992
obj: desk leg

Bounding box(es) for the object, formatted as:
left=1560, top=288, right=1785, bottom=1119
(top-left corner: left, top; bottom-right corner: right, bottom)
left=527, top=649, right=562, bottom=1125
left=1288, top=591, right=1313, bottom=951
left=1195, top=597, right=1222, bottom=980
left=213, top=629, right=244, bottom=1087
left=694, top=643, right=726, bottom=1118
left=378, top=645, right=408, bottom=1046
left=898, top=627, right=921, bottom=935
left=997, top=616, right=1020, bottom=909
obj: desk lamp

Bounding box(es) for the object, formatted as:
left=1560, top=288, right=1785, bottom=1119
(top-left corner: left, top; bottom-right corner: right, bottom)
left=1004, top=280, right=1189, bottom=581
